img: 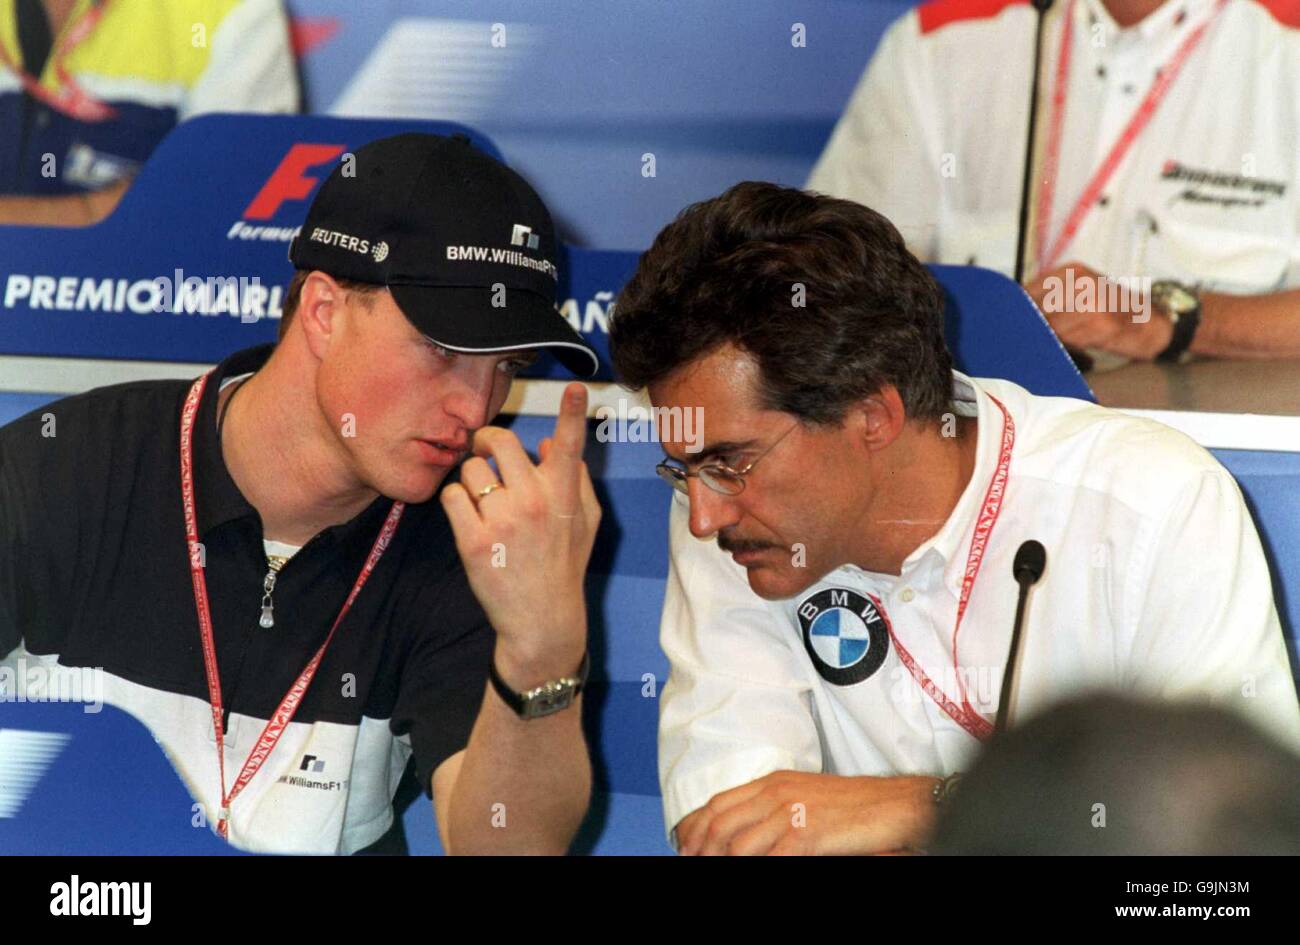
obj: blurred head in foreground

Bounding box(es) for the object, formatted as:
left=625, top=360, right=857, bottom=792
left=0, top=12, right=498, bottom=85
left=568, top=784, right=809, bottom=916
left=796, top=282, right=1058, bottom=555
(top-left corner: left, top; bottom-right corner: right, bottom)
left=931, top=693, right=1300, bottom=855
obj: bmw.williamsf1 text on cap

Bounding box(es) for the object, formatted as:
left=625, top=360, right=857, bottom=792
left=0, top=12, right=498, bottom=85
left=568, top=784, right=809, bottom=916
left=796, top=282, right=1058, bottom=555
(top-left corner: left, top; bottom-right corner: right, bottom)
left=288, top=132, right=598, bottom=377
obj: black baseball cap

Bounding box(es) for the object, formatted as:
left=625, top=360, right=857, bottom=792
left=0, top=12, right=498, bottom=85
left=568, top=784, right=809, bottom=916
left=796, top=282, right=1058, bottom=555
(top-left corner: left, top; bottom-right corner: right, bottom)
left=288, top=132, right=598, bottom=377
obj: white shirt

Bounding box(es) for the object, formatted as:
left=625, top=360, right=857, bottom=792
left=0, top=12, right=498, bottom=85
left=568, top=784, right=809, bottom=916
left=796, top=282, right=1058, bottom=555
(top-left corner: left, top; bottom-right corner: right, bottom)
left=263, top=538, right=301, bottom=561
left=657, top=372, right=1300, bottom=835
left=807, top=0, right=1300, bottom=292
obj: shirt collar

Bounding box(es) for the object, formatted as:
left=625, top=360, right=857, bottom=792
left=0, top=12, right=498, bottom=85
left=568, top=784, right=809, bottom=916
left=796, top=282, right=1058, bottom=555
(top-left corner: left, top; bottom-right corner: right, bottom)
left=898, top=371, right=1007, bottom=599
left=1080, top=0, right=1215, bottom=48
left=190, top=342, right=398, bottom=547
left=191, top=343, right=277, bottom=537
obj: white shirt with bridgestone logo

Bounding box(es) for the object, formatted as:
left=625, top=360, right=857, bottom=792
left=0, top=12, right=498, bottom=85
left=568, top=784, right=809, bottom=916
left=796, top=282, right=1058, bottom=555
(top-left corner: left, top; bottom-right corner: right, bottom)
left=807, top=0, right=1300, bottom=293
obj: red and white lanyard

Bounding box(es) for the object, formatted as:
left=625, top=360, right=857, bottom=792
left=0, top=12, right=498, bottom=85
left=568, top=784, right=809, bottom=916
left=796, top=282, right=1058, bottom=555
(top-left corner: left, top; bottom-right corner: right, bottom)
left=1033, top=0, right=1228, bottom=274
left=885, top=394, right=1014, bottom=742
left=0, top=0, right=116, bottom=122
left=180, top=372, right=405, bottom=839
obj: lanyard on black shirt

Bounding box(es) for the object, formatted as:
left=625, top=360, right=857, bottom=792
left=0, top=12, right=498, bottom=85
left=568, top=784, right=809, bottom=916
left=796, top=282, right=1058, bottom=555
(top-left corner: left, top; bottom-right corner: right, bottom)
left=179, top=370, right=405, bottom=840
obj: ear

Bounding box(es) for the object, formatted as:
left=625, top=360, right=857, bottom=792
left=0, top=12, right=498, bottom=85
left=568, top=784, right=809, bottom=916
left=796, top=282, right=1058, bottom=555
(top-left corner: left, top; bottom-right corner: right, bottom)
left=853, top=385, right=908, bottom=454
left=297, top=272, right=345, bottom=361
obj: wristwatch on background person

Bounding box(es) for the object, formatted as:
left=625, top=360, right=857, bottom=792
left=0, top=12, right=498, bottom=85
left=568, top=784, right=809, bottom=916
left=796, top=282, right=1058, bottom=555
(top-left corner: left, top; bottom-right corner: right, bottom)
left=932, top=772, right=963, bottom=809
left=1151, top=280, right=1202, bottom=364
left=490, top=652, right=590, bottom=719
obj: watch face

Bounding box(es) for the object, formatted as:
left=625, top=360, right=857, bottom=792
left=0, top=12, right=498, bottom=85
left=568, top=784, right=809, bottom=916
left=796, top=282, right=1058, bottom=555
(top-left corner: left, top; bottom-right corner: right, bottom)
left=522, top=684, right=576, bottom=719
left=1153, top=281, right=1198, bottom=315
left=493, top=653, right=588, bottom=719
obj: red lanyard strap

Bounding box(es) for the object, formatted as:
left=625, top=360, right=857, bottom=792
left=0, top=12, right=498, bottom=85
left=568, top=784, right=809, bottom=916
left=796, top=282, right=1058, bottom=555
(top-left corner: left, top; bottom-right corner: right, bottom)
left=886, top=394, right=1015, bottom=743
left=1033, top=0, right=1228, bottom=274
left=180, top=373, right=404, bottom=839
left=0, top=0, right=116, bottom=121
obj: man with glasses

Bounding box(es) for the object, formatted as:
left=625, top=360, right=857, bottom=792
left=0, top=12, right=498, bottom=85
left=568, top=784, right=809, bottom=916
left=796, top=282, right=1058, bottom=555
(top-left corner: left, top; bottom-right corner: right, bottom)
left=654, top=424, right=795, bottom=497
left=609, top=181, right=1300, bottom=856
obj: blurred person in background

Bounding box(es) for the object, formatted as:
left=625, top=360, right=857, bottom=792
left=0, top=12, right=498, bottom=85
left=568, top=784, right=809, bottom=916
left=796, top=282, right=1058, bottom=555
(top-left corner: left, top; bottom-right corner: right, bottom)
left=931, top=693, right=1300, bottom=854
left=0, top=0, right=298, bottom=226
left=810, top=0, right=1300, bottom=363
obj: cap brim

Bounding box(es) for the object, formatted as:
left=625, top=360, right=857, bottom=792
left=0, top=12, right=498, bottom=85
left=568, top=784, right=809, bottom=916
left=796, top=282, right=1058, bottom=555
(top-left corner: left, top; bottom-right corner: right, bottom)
left=388, top=284, right=600, bottom=378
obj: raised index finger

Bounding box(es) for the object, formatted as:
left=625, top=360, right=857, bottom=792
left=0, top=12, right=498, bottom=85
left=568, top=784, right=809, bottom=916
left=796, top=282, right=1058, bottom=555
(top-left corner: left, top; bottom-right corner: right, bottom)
left=547, top=382, right=589, bottom=467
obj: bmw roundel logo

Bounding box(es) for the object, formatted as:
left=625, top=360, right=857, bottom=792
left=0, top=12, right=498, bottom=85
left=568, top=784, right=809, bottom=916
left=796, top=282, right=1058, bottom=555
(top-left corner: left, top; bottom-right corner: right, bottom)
left=796, top=587, right=891, bottom=686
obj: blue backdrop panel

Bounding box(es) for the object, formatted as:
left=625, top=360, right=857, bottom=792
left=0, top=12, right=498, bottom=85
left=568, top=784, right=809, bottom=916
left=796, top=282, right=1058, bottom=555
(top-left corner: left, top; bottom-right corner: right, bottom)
left=286, top=0, right=914, bottom=250
left=1212, top=449, right=1300, bottom=675
left=0, top=701, right=243, bottom=855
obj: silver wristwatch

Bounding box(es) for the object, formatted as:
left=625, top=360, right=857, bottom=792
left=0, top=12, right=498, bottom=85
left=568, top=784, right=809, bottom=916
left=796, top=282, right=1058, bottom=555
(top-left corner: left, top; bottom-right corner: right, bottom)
left=932, top=772, right=963, bottom=809
left=1151, top=280, right=1202, bottom=364
left=489, top=652, right=590, bottom=719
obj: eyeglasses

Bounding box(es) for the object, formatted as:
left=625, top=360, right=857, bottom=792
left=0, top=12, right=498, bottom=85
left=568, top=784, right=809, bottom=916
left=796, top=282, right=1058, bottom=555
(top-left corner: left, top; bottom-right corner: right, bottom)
left=656, top=423, right=797, bottom=496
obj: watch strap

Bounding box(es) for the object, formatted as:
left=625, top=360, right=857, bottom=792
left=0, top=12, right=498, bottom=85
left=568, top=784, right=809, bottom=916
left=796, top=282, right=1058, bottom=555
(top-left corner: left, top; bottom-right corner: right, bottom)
left=489, top=650, right=590, bottom=719
left=932, top=772, right=963, bottom=809
left=1154, top=282, right=1202, bottom=363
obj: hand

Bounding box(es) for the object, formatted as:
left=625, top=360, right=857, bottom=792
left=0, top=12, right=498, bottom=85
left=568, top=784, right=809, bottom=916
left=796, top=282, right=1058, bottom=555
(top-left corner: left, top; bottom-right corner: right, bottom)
left=440, top=383, right=601, bottom=674
left=0, top=175, right=129, bottom=227
left=675, top=771, right=939, bottom=856
left=82, top=176, right=131, bottom=224
left=1024, top=261, right=1173, bottom=360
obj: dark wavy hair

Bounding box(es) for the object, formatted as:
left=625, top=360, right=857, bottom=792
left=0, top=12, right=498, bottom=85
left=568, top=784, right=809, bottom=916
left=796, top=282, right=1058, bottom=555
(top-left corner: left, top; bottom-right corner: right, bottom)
left=609, top=182, right=953, bottom=424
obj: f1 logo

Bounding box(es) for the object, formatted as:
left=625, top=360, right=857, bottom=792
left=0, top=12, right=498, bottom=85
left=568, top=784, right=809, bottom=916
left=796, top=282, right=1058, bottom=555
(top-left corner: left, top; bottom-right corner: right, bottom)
left=243, top=143, right=347, bottom=220
left=510, top=224, right=540, bottom=250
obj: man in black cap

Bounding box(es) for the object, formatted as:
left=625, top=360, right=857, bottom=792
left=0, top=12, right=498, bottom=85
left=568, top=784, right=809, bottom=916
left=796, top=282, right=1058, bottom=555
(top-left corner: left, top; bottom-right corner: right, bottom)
left=0, top=133, right=601, bottom=855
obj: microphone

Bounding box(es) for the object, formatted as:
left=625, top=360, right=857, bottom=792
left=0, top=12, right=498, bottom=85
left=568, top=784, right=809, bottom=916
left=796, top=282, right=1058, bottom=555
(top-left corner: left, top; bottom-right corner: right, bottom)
left=994, top=539, right=1046, bottom=734
left=1013, top=0, right=1055, bottom=285
left=1011, top=0, right=1095, bottom=373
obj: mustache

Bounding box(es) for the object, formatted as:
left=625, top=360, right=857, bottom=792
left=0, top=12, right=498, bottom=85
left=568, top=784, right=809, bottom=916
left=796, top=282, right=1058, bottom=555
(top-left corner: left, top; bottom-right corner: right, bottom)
left=717, top=532, right=779, bottom=555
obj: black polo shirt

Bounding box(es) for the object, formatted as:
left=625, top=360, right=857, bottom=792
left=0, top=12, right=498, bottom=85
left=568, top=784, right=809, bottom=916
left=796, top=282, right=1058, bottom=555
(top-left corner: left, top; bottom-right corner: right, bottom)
left=0, top=343, right=493, bottom=854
